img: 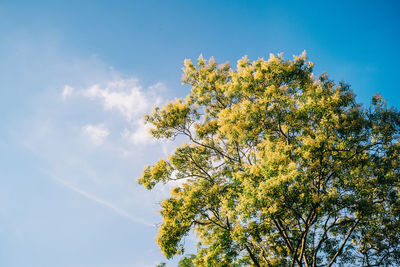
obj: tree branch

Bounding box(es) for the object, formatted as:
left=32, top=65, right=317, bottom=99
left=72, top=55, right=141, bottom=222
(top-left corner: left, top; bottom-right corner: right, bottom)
left=245, top=244, right=261, bottom=267
left=327, top=218, right=360, bottom=267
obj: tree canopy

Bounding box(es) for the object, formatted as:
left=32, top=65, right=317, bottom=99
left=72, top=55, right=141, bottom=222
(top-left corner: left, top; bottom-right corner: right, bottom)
left=138, top=52, right=400, bottom=266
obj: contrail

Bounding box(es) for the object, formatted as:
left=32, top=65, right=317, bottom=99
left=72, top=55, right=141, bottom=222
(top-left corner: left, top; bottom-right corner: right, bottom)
left=51, top=176, right=154, bottom=227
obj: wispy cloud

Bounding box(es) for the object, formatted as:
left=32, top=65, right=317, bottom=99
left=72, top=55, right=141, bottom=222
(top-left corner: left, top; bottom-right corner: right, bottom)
left=83, top=123, right=110, bottom=145
left=121, top=119, right=154, bottom=145
left=62, top=85, right=74, bottom=99
left=51, top=176, right=154, bottom=227
left=63, top=78, right=164, bottom=147
left=80, top=79, right=160, bottom=122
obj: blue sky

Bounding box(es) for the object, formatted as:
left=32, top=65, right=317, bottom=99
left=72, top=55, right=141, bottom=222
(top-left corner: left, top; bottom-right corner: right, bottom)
left=1, top=1, right=399, bottom=266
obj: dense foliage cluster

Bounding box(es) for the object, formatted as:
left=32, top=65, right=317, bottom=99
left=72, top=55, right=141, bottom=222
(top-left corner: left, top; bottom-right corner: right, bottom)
left=139, top=53, right=400, bottom=266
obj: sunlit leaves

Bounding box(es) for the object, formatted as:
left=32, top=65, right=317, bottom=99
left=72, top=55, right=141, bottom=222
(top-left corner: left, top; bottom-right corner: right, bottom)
left=138, top=53, right=400, bottom=266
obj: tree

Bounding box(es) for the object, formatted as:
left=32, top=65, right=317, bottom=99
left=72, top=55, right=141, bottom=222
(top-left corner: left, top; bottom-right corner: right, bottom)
left=138, top=52, right=400, bottom=266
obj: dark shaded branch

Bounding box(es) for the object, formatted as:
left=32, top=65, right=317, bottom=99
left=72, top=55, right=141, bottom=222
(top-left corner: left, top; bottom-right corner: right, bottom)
left=327, top=219, right=360, bottom=267
left=245, top=244, right=261, bottom=267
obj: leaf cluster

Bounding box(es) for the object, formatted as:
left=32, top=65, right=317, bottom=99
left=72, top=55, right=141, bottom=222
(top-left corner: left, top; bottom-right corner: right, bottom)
left=139, top=53, right=400, bottom=266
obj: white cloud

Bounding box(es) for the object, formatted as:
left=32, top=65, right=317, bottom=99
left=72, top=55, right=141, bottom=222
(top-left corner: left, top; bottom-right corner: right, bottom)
left=63, top=78, right=164, bottom=147
left=122, top=119, right=154, bottom=145
left=81, top=79, right=156, bottom=122
left=62, top=85, right=74, bottom=98
left=83, top=123, right=110, bottom=145
left=148, top=81, right=168, bottom=93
